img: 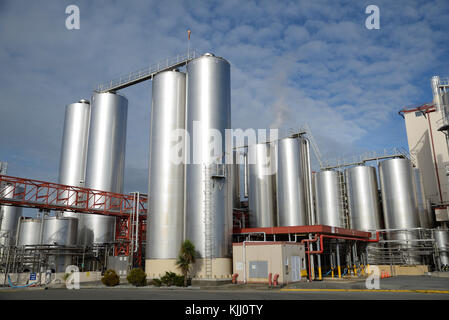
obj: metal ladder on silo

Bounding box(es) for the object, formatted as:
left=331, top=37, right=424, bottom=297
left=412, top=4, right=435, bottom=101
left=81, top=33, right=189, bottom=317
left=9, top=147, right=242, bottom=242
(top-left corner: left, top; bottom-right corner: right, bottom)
left=338, top=171, right=349, bottom=229
left=203, top=165, right=215, bottom=278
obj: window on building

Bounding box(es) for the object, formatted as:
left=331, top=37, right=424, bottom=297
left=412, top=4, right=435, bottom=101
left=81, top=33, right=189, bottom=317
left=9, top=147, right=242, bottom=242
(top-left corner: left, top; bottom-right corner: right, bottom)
left=415, top=111, right=423, bottom=117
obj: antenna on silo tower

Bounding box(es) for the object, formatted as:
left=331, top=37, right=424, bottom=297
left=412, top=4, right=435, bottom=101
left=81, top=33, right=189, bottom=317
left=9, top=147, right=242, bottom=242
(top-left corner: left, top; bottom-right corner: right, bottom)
left=187, top=29, right=191, bottom=58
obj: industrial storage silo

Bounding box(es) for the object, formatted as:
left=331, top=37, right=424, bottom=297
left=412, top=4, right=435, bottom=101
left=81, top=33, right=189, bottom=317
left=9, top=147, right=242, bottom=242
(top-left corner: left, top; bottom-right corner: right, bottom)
left=413, top=168, right=433, bottom=229
left=300, top=138, right=315, bottom=225
left=248, top=142, right=277, bottom=228
left=184, top=53, right=233, bottom=278
left=0, top=185, right=24, bottom=246
left=82, top=92, right=128, bottom=246
left=379, top=158, right=421, bottom=264
left=41, top=216, right=78, bottom=247
left=433, top=228, right=449, bottom=269
left=58, top=99, right=91, bottom=192
left=41, top=216, right=78, bottom=272
left=58, top=99, right=91, bottom=238
left=276, top=137, right=307, bottom=226
left=146, top=70, right=186, bottom=277
left=17, top=218, right=42, bottom=246
left=345, top=166, right=383, bottom=231
left=314, top=170, right=344, bottom=228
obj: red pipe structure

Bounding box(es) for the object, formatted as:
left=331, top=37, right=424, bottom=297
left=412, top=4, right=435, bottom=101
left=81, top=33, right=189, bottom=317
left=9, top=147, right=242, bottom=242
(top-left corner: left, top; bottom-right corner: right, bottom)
left=0, top=175, right=148, bottom=265
left=301, top=232, right=381, bottom=281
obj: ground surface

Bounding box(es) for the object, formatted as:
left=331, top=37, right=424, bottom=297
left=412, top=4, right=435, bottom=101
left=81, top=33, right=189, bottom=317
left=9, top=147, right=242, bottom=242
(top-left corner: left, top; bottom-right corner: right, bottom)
left=0, top=275, right=448, bottom=300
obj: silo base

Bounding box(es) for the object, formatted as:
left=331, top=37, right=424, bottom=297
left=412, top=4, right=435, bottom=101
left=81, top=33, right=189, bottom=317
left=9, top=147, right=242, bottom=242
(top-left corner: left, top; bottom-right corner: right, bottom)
left=190, top=258, right=233, bottom=279
left=145, top=258, right=233, bottom=280
left=145, top=259, right=181, bottom=278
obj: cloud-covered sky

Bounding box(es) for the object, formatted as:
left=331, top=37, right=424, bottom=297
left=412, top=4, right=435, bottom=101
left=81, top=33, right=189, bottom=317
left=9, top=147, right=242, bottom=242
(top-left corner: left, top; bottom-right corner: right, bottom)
left=1, top=0, right=448, bottom=209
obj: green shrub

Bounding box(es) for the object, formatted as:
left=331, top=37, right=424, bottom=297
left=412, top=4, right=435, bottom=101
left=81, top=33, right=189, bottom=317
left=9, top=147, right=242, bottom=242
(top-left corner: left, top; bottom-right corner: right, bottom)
left=151, top=278, right=162, bottom=287
left=101, top=269, right=120, bottom=287
left=127, top=268, right=147, bottom=287
left=160, top=271, right=185, bottom=287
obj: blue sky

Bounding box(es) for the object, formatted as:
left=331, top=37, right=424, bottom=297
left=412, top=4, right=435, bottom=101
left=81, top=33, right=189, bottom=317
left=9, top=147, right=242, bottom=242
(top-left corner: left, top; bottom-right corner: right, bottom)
left=1, top=0, right=448, bottom=213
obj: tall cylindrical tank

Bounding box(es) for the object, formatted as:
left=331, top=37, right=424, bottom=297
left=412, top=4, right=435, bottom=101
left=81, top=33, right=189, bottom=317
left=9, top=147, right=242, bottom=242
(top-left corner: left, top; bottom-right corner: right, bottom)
left=58, top=99, right=91, bottom=240
left=185, top=53, right=232, bottom=260
left=147, top=70, right=186, bottom=260
left=276, top=137, right=307, bottom=226
left=379, top=158, right=420, bottom=231
left=83, top=92, right=127, bottom=245
left=42, top=216, right=78, bottom=246
left=58, top=99, right=91, bottom=191
left=0, top=185, right=24, bottom=246
left=314, top=170, right=344, bottom=228
left=300, top=138, right=315, bottom=225
left=434, top=228, right=449, bottom=268
left=413, top=168, right=432, bottom=229
left=345, top=166, right=383, bottom=231
left=78, top=214, right=115, bottom=245
left=248, top=142, right=277, bottom=228
left=85, top=92, right=127, bottom=195
left=379, top=158, right=421, bottom=264
left=17, top=218, right=42, bottom=246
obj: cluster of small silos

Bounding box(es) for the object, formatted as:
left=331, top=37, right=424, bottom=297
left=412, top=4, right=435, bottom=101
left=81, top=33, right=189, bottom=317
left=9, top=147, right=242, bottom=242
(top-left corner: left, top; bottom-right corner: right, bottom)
left=4, top=91, right=128, bottom=272
left=247, top=136, right=315, bottom=228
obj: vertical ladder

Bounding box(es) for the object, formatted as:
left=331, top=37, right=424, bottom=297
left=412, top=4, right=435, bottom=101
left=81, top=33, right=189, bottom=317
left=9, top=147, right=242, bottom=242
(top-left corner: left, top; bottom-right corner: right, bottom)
left=203, top=165, right=214, bottom=278
left=338, top=171, right=349, bottom=228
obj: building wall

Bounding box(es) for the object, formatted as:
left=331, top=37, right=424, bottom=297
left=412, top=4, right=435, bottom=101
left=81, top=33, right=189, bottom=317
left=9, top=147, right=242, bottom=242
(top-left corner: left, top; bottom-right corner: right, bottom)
left=232, top=242, right=306, bottom=284
left=404, top=108, right=449, bottom=204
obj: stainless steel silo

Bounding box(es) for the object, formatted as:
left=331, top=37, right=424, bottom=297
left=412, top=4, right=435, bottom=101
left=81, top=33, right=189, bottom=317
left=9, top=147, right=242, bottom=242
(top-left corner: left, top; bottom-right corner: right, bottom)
left=314, top=170, right=344, bottom=228
left=300, top=138, right=315, bottom=225
left=413, top=168, right=432, bottom=229
left=83, top=92, right=128, bottom=245
left=17, top=218, right=42, bottom=246
left=58, top=99, right=91, bottom=192
left=58, top=99, right=91, bottom=241
left=379, top=158, right=420, bottom=231
left=434, top=228, right=449, bottom=268
left=379, top=158, right=421, bottom=263
left=248, top=142, right=277, bottom=228
left=42, top=216, right=78, bottom=246
left=185, top=53, right=232, bottom=261
left=78, top=214, right=115, bottom=245
left=276, top=137, right=307, bottom=226
left=0, top=185, right=24, bottom=246
left=345, top=166, right=383, bottom=231
left=147, top=70, right=186, bottom=260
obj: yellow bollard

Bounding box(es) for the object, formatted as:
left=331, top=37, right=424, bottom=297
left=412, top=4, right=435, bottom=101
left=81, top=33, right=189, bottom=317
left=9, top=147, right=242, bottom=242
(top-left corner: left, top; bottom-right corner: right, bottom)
left=338, top=265, right=341, bottom=278
left=318, top=267, right=322, bottom=280
left=331, top=268, right=334, bottom=278
left=354, top=265, right=357, bottom=276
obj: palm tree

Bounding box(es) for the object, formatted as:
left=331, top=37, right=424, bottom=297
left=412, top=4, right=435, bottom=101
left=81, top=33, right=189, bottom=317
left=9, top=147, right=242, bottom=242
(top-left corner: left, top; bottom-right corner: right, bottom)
left=176, top=239, right=196, bottom=287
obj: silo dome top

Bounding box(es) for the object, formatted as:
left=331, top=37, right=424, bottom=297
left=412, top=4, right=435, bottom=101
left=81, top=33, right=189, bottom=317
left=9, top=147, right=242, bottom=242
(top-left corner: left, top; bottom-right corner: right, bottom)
left=78, top=99, right=90, bottom=104
left=203, top=53, right=215, bottom=57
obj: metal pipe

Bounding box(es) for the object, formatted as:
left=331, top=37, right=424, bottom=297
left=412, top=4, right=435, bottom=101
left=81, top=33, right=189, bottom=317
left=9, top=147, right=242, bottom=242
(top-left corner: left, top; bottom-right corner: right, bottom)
left=304, top=138, right=315, bottom=225
left=244, top=151, right=248, bottom=198
left=134, top=192, right=140, bottom=253
left=317, top=235, right=322, bottom=280
left=336, top=241, right=341, bottom=278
